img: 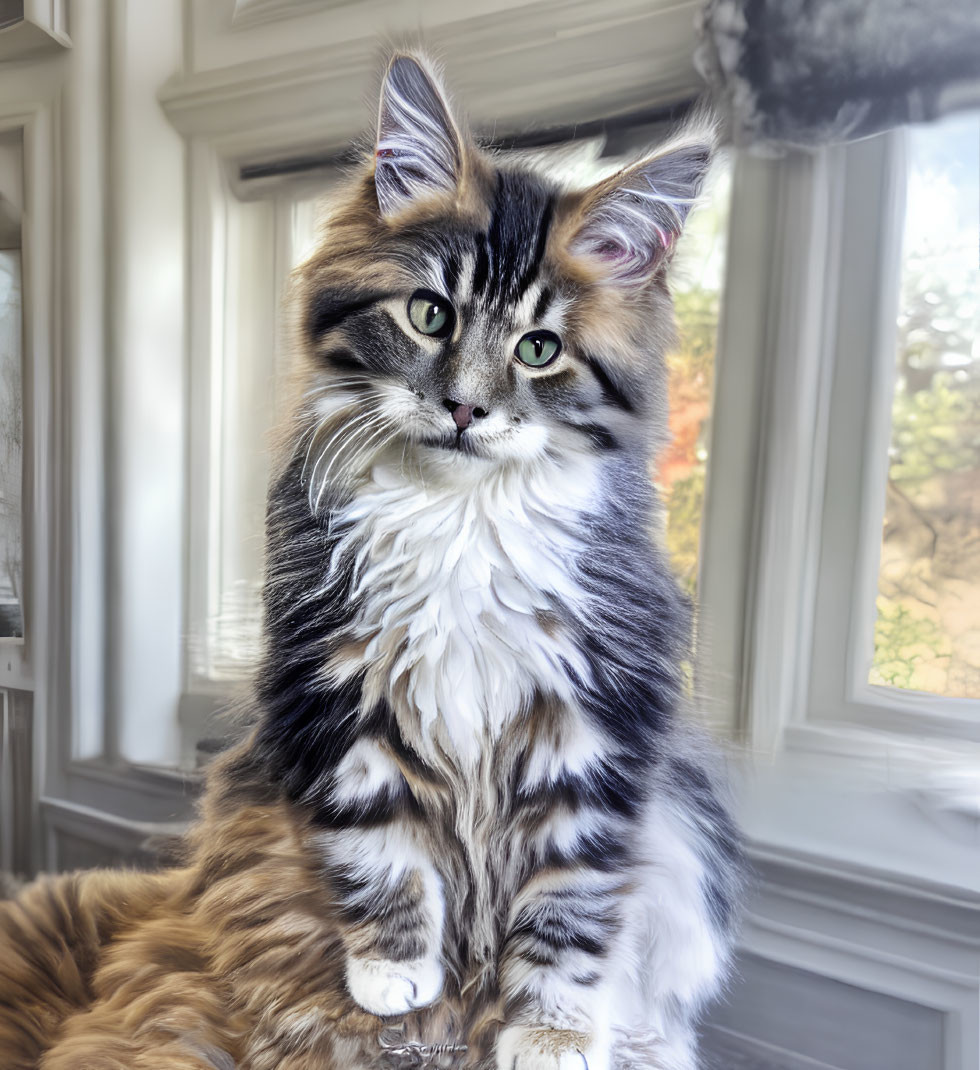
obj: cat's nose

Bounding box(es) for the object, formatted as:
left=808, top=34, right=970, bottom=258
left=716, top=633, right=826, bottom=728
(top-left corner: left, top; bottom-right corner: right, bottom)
left=442, top=399, right=488, bottom=431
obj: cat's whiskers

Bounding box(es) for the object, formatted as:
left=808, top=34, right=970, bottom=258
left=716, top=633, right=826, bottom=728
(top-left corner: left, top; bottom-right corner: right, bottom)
left=340, top=418, right=400, bottom=484
left=299, top=420, right=334, bottom=483
left=306, top=406, right=382, bottom=507
left=315, top=413, right=395, bottom=508
left=327, top=420, right=389, bottom=486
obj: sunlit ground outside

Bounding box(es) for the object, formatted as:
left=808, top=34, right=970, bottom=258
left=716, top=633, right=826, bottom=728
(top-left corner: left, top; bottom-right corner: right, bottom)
left=870, top=112, right=980, bottom=699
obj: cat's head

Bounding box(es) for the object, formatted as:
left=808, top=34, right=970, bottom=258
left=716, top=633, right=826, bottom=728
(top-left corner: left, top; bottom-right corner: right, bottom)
left=292, top=53, right=713, bottom=500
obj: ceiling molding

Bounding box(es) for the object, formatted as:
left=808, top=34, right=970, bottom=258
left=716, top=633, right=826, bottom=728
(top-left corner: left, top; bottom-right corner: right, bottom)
left=0, top=0, right=70, bottom=60
left=231, top=0, right=355, bottom=31
left=161, top=0, right=703, bottom=165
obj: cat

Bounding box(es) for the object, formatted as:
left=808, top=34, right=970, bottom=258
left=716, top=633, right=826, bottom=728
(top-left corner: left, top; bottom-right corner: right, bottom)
left=0, top=53, right=740, bottom=1070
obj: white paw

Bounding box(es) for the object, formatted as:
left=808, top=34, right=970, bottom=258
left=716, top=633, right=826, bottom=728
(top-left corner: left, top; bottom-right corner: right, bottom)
left=345, top=955, right=444, bottom=1017
left=497, top=1026, right=610, bottom=1070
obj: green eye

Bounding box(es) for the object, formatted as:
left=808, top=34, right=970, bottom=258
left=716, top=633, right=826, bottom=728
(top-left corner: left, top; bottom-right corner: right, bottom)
left=515, top=330, right=562, bottom=368
left=408, top=290, right=455, bottom=339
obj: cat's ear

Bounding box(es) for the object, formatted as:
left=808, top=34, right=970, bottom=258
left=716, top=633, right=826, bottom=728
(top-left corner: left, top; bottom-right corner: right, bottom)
left=569, top=120, right=715, bottom=287
left=374, top=54, right=464, bottom=219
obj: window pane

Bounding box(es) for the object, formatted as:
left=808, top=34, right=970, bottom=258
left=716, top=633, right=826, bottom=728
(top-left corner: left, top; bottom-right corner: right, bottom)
left=870, top=113, right=980, bottom=698
left=199, top=195, right=320, bottom=682
left=0, top=250, right=22, bottom=639
left=656, top=159, right=730, bottom=596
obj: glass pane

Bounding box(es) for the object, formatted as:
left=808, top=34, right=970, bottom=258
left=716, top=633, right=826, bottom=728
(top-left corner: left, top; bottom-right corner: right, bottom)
left=870, top=112, right=980, bottom=698
left=0, top=250, right=22, bottom=639
left=656, top=159, right=730, bottom=596
left=200, top=195, right=321, bottom=682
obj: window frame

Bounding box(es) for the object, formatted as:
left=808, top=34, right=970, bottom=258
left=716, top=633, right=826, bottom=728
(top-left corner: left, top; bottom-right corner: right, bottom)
left=696, top=127, right=980, bottom=812
left=798, top=129, right=980, bottom=747
left=180, top=147, right=331, bottom=756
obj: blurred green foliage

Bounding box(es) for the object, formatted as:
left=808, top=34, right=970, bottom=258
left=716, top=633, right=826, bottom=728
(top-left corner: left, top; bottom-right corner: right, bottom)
left=663, top=285, right=719, bottom=598
left=872, top=598, right=950, bottom=691
left=870, top=217, right=979, bottom=697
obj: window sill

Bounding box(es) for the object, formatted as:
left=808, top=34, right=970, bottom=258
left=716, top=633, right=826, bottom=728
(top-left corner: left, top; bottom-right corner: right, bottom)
left=784, top=721, right=980, bottom=816
left=735, top=735, right=980, bottom=897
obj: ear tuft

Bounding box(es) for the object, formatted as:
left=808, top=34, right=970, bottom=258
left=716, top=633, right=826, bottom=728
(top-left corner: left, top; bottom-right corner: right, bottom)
left=571, top=117, right=716, bottom=286
left=375, top=54, right=463, bottom=219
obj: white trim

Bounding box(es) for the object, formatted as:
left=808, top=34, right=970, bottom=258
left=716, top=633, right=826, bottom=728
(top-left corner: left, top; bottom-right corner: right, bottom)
left=742, top=916, right=973, bottom=1070
left=702, top=1024, right=844, bottom=1070
left=102, top=0, right=187, bottom=767
left=740, top=841, right=980, bottom=1070
left=0, top=91, right=59, bottom=875
left=231, top=0, right=354, bottom=30
left=184, top=136, right=229, bottom=697
left=162, top=0, right=703, bottom=163
left=0, top=0, right=71, bottom=61
left=40, top=794, right=186, bottom=870
left=694, top=151, right=776, bottom=737
left=746, top=839, right=980, bottom=943
left=736, top=148, right=846, bottom=750
left=65, top=0, right=109, bottom=763
left=807, top=130, right=980, bottom=740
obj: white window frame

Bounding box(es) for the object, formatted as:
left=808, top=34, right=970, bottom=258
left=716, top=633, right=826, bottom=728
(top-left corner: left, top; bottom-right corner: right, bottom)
left=179, top=143, right=330, bottom=757
left=694, top=135, right=980, bottom=1070
left=804, top=130, right=980, bottom=746
left=701, top=131, right=980, bottom=760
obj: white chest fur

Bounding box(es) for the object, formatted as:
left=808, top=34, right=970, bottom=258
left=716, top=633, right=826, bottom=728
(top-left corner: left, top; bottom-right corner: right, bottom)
left=326, top=457, right=598, bottom=762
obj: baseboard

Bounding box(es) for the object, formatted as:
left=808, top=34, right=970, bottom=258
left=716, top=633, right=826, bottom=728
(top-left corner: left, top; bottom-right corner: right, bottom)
left=702, top=1023, right=847, bottom=1070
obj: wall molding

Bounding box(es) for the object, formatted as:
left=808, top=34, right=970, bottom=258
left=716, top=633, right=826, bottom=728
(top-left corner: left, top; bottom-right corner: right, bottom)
left=0, top=0, right=70, bottom=61
left=702, top=1022, right=852, bottom=1070
left=40, top=795, right=185, bottom=870
left=740, top=840, right=979, bottom=1070
left=747, top=839, right=980, bottom=947
left=161, top=0, right=702, bottom=164
left=231, top=0, right=354, bottom=30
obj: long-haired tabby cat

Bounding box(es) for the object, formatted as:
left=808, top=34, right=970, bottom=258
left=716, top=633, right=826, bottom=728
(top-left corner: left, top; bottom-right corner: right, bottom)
left=0, top=54, right=741, bottom=1070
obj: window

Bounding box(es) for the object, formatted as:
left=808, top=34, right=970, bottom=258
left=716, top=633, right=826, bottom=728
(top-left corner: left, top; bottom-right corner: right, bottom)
left=870, top=113, right=979, bottom=700
left=187, top=185, right=322, bottom=690
left=795, top=117, right=980, bottom=748
left=0, top=249, right=21, bottom=640
left=710, top=125, right=980, bottom=889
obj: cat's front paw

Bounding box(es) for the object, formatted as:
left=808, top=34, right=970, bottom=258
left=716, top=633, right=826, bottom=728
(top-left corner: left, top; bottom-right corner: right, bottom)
left=496, top=1026, right=609, bottom=1070
left=345, top=955, right=444, bottom=1017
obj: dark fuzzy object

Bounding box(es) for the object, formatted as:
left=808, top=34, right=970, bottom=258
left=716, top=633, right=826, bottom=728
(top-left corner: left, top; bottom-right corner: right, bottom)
left=696, top=0, right=980, bottom=148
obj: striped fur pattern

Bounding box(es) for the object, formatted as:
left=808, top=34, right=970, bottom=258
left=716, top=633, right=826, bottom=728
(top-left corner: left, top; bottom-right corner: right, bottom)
left=0, top=54, right=741, bottom=1070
